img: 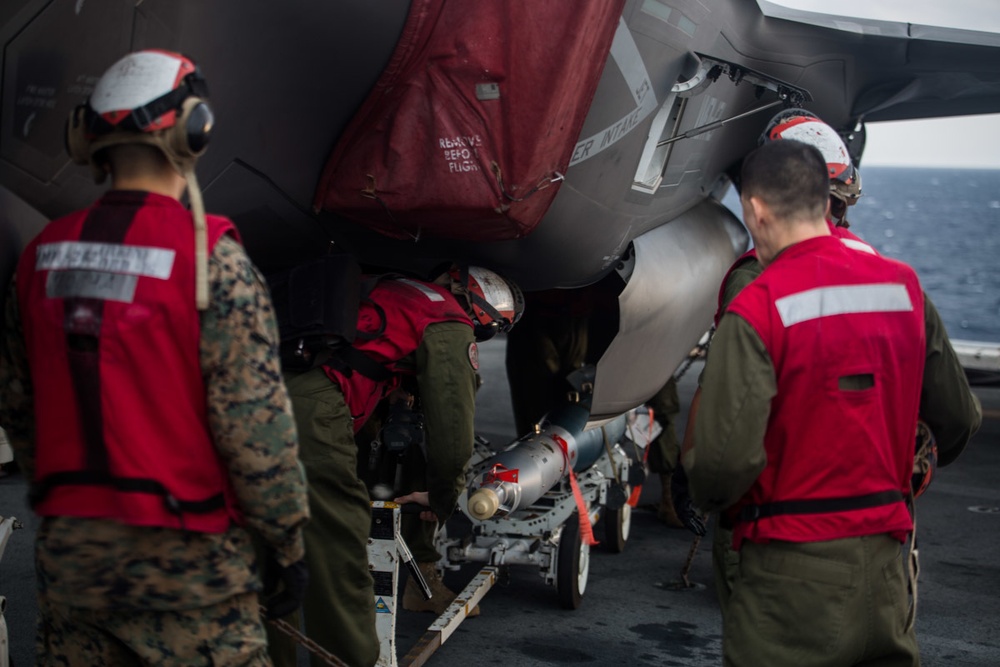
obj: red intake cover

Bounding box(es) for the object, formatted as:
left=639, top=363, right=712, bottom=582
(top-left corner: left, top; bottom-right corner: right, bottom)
left=314, top=0, right=624, bottom=241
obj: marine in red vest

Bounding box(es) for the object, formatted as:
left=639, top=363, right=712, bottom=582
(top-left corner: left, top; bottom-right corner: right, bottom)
left=686, top=139, right=980, bottom=666
left=322, top=275, right=480, bottom=431
left=682, top=110, right=919, bottom=621
left=19, top=195, right=239, bottom=532
left=267, top=265, right=522, bottom=667
left=0, top=50, right=309, bottom=664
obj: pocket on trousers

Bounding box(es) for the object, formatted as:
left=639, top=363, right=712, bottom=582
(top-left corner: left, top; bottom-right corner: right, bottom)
left=881, top=551, right=909, bottom=628
left=746, top=545, right=857, bottom=657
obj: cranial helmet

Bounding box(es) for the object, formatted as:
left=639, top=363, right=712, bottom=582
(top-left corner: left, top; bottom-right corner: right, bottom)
left=448, top=265, right=524, bottom=341
left=65, top=49, right=215, bottom=310
left=65, top=49, right=213, bottom=181
left=760, top=108, right=862, bottom=214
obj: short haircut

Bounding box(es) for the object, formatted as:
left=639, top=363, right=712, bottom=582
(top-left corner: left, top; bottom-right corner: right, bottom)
left=740, top=139, right=829, bottom=222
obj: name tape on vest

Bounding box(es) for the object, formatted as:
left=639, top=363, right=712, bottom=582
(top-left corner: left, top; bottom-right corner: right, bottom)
left=36, top=241, right=175, bottom=279
left=776, top=283, right=913, bottom=328
left=46, top=270, right=139, bottom=302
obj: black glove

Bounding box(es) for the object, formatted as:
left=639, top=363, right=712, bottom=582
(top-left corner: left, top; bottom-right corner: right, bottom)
left=670, top=464, right=707, bottom=537
left=263, top=555, right=309, bottom=620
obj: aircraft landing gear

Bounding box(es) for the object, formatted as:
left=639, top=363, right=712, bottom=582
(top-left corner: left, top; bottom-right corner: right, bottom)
left=556, top=512, right=590, bottom=610
left=602, top=500, right=631, bottom=554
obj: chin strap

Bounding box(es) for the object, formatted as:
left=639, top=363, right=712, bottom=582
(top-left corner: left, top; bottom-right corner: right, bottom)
left=183, top=167, right=210, bottom=310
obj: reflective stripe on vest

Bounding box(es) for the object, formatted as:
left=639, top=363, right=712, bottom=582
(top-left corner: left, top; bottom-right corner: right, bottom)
left=775, top=283, right=913, bottom=327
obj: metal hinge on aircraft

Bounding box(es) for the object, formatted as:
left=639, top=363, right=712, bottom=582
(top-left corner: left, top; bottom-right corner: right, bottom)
left=657, top=54, right=812, bottom=148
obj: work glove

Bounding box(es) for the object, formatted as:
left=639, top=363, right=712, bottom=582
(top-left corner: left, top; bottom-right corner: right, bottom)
left=262, top=555, right=309, bottom=620
left=670, top=464, right=707, bottom=537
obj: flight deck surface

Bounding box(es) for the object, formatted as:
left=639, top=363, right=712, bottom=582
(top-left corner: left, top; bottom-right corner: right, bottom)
left=1, top=337, right=998, bottom=666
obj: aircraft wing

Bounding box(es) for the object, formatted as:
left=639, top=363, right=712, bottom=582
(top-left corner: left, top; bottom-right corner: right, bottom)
left=758, top=0, right=1000, bottom=122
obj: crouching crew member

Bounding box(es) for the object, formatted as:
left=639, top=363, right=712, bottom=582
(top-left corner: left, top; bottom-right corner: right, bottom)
left=268, top=265, right=522, bottom=667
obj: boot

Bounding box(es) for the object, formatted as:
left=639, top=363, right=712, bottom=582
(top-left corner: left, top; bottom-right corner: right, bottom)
left=403, top=562, right=480, bottom=617
left=657, top=473, right=684, bottom=528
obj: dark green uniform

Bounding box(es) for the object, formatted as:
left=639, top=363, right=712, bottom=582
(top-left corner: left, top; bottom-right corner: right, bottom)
left=704, top=256, right=763, bottom=610
left=645, top=377, right=681, bottom=475
left=400, top=322, right=479, bottom=563
left=505, top=307, right=588, bottom=436
left=0, top=236, right=309, bottom=666
left=268, top=368, right=377, bottom=667
left=268, top=320, right=478, bottom=667
left=686, top=289, right=981, bottom=666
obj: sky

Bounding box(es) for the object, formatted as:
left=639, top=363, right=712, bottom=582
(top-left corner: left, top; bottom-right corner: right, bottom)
left=764, top=0, right=1000, bottom=32
left=764, top=0, right=1000, bottom=169
left=863, top=114, right=1000, bottom=169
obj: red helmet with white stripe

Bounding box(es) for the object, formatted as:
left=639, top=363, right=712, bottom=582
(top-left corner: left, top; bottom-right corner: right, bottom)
left=761, top=109, right=862, bottom=207
left=760, top=108, right=863, bottom=225
left=447, top=265, right=524, bottom=341
left=64, top=50, right=216, bottom=309
left=65, top=49, right=213, bottom=179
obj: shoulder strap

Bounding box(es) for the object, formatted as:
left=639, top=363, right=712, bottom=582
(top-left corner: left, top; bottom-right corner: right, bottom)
left=322, top=345, right=393, bottom=383
left=355, top=274, right=391, bottom=342
left=322, top=272, right=431, bottom=381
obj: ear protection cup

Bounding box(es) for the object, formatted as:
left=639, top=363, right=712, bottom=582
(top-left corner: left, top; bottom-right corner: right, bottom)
left=65, top=105, right=92, bottom=165
left=167, top=97, right=213, bottom=160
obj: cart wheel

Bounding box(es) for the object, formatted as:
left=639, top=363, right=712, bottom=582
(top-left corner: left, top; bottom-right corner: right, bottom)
left=557, top=512, right=590, bottom=609
left=604, top=502, right=631, bottom=554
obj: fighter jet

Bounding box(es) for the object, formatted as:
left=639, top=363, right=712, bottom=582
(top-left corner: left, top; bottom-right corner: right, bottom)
left=2, top=0, right=999, bottom=420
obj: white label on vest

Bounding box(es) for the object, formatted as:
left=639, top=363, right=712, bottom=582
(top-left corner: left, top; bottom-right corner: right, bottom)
left=36, top=242, right=175, bottom=279
left=397, top=279, right=444, bottom=302
left=776, top=283, right=913, bottom=327
left=46, top=270, right=139, bottom=302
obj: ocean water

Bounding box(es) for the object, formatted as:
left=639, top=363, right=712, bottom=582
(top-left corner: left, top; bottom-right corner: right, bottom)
left=723, top=167, right=1000, bottom=343
left=848, top=168, right=1000, bottom=343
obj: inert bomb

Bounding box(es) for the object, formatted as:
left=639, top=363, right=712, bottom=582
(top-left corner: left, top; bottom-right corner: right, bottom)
left=467, top=402, right=626, bottom=520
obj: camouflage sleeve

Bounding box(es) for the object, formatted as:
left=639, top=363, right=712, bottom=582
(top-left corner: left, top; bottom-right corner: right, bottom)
left=0, top=278, right=36, bottom=477
left=415, top=321, right=478, bottom=521
left=201, top=235, right=308, bottom=566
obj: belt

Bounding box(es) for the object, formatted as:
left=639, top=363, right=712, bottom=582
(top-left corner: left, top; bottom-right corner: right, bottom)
left=737, top=490, right=905, bottom=522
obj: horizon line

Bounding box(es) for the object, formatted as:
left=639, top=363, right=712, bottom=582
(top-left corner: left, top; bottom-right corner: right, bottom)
left=859, top=163, right=1000, bottom=170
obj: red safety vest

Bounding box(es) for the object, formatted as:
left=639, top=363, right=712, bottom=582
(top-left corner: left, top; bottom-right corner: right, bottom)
left=725, top=235, right=924, bottom=548
left=17, top=191, right=241, bottom=532
left=322, top=278, right=472, bottom=431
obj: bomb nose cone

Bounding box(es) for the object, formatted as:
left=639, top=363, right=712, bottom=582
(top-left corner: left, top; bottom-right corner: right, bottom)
left=468, top=488, right=500, bottom=520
